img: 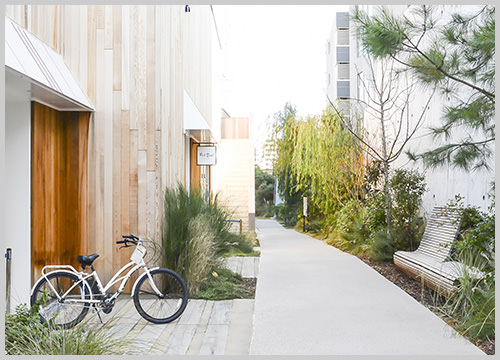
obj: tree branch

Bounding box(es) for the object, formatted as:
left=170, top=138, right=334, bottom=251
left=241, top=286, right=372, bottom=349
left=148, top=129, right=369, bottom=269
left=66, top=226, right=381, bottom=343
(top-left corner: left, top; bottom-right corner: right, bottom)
left=324, top=91, right=384, bottom=163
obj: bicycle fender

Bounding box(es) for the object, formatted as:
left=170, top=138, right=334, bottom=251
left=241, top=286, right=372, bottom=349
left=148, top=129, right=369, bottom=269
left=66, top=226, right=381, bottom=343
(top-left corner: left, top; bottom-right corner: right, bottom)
left=30, top=269, right=93, bottom=300
left=131, top=267, right=160, bottom=296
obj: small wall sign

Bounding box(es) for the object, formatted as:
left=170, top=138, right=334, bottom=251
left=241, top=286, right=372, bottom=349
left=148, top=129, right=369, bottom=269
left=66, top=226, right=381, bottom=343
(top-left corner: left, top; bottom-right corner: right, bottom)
left=197, top=145, right=216, bottom=166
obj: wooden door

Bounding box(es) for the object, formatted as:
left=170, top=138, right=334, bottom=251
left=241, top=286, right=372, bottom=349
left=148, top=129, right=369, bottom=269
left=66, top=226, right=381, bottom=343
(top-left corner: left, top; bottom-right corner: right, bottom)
left=31, top=102, right=90, bottom=282
left=190, top=139, right=201, bottom=191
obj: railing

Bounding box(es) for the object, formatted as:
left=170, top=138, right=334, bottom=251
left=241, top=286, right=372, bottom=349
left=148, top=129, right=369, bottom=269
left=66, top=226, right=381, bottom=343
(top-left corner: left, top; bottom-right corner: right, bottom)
left=225, top=219, right=242, bottom=234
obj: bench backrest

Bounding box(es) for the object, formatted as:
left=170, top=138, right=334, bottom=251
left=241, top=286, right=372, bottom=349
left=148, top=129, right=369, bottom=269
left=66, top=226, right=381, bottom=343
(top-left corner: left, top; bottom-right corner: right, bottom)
left=415, top=206, right=461, bottom=262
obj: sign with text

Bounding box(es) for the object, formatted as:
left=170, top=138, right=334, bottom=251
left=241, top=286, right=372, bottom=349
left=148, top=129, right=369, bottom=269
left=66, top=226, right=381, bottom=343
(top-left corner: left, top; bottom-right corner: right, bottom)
left=197, top=145, right=216, bottom=166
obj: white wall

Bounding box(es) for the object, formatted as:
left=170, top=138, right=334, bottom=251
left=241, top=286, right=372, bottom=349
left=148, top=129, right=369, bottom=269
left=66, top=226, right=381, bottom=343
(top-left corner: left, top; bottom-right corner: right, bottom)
left=212, top=139, right=255, bottom=232
left=5, top=97, right=32, bottom=310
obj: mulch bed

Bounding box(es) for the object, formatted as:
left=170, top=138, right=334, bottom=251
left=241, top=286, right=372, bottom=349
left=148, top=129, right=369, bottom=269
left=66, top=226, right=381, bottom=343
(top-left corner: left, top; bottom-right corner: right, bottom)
left=242, top=278, right=257, bottom=298
left=358, top=255, right=495, bottom=355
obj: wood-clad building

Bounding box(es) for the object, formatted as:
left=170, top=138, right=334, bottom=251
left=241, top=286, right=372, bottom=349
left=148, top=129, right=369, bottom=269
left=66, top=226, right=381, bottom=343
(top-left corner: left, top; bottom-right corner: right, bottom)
left=5, top=5, right=217, bottom=308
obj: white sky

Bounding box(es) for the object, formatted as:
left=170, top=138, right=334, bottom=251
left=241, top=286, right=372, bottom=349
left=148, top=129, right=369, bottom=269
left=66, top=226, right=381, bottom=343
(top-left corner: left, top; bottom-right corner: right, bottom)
left=213, top=5, right=349, bottom=151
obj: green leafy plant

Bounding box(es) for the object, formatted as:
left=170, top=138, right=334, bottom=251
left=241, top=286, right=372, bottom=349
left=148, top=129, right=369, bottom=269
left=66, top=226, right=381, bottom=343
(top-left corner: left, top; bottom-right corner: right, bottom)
left=370, top=229, right=395, bottom=261
left=195, top=268, right=254, bottom=300
left=255, top=166, right=275, bottom=217
left=390, top=168, right=426, bottom=251
left=275, top=202, right=301, bottom=227
left=338, top=215, right=371, bottom=255
left=5, top=303, right=129, bottom=355
left=438, top=197, right=495, bottom=342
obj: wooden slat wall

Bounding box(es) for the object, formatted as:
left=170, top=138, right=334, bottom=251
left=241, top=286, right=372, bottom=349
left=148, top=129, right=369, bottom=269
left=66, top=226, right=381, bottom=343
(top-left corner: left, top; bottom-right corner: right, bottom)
left=7, top=5, right=214, bottom=284
left=190, top=140, right=202, bottom=190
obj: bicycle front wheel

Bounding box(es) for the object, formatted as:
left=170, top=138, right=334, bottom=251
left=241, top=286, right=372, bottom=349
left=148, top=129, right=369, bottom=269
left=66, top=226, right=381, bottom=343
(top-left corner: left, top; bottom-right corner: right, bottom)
left=133, top=268, right=188, bottom=324
left=31, top=271, right=90, bottom=329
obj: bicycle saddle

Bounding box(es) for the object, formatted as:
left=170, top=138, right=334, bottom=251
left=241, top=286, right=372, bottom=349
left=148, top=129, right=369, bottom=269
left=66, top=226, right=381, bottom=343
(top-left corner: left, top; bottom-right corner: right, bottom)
left=77, top=253, right=100, bottom=267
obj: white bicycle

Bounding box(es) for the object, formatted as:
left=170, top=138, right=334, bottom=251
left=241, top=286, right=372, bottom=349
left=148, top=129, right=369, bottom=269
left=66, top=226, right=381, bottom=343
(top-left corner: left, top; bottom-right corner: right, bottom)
left=30, top=234, right=188, bottom=329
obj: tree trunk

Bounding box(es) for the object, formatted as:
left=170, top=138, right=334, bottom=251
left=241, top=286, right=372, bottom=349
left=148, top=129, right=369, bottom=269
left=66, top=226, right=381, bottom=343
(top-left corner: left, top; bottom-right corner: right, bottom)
left=379, top=106, right=392, bottom=236
left=382, top=160, right=392, bottom=235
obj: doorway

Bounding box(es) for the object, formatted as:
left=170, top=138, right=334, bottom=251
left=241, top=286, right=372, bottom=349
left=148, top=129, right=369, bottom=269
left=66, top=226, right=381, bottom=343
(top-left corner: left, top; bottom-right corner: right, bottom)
left=31, top=102, right=91, bottom=282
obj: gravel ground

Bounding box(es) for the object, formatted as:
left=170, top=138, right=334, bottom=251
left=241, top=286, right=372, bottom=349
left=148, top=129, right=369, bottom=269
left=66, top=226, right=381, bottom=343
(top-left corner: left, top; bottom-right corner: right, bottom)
left=358, top=255, right=495, bottom=355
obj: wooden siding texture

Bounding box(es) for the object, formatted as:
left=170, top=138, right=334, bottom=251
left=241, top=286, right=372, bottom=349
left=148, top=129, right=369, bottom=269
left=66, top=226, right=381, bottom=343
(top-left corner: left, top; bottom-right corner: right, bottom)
left=31, top=102, right=90, bottom=281
left=7, top=5, right=213, bottom=282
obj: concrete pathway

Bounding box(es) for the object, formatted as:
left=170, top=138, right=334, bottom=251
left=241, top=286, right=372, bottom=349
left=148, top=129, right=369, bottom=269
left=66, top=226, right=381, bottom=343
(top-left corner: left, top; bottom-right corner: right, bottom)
left=250, top=219, right=484, bottom=355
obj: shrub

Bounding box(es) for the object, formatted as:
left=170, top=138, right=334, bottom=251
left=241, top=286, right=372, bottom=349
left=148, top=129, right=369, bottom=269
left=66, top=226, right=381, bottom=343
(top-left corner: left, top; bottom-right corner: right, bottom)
left=439, top=198, right=495, bottom=342
left=370, top=229, right=395, bottom=261
left=162, top=184, right=245, bottom=294
left=195, top=267, right=253, bottom=300
left=390, top=168, right=426, bottom=251
left=255, top=166, right=275, bottom=217
left=275, top=202, right=300, bottom=227
left=5, top=303, right=129, bottom=355
left=339, top=211, right=371, bottom=255
left=364, top=190, right=387, bottom=233
left=441, top=249, right=495, bottom=342
left=335, top=199, right=363, bottom=234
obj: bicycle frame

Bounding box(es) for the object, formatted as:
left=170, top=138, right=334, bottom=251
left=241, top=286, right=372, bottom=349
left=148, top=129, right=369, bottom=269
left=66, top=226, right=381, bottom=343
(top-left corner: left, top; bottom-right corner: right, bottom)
left=35, top=242, right=162, bottom=305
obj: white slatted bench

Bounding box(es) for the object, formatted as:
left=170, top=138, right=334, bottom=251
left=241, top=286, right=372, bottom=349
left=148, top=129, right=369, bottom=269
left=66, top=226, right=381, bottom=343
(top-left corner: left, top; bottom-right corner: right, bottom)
left=394, top=206, right=465, bottom=295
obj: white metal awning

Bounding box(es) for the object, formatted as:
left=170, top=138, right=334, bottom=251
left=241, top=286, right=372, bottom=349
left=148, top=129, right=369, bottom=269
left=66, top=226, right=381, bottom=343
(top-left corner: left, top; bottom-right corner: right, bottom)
left=183, top=89, right=216, bottom=143
left=5, top=17, right=94, bottom=111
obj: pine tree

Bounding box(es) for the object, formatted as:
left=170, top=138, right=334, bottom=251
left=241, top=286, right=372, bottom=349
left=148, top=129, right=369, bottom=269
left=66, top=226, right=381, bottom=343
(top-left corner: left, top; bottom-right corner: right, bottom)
left=352, top=5, right=495, bottom=171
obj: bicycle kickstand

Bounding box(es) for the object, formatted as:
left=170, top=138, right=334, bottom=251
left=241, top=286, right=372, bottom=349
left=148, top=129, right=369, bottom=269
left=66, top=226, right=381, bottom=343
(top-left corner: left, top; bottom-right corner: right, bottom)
left=91, top=304, right=104, bottom=324
left=96, top=309, right=103, bottom=324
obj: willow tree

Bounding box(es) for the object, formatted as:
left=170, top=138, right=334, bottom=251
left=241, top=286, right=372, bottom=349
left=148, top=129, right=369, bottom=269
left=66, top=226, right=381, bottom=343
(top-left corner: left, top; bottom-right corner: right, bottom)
left=351, top=5, right=495, bottom=171
left=290, top=109, right=365, bottom=222
left=267, top=103, right=365, bottom=229
left=265, top=103, right=303, bottom=223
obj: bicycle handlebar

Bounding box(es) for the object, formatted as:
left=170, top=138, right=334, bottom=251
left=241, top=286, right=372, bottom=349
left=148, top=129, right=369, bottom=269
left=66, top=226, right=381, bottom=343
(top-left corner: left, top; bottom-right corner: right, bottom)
left=117, top=234, right=139, bottom=247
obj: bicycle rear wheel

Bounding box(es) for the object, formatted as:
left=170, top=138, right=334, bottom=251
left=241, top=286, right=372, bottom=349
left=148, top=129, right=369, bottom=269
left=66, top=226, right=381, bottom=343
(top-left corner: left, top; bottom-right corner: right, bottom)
left=133, top=268, right=188, bottom=324
left=31, top=271, right=90, bottom=329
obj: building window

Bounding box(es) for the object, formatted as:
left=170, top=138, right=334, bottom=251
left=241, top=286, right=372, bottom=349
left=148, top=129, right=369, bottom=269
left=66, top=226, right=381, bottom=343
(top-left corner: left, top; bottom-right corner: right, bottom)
left=337, top=81, right=350, bottom=98
left=337, top=29, right=349, bottom=46
left=337, top=63, right=350, bottom=79
left=336, top=12, right=349, bottom=29
left=336, top=46, right=350, bottom=63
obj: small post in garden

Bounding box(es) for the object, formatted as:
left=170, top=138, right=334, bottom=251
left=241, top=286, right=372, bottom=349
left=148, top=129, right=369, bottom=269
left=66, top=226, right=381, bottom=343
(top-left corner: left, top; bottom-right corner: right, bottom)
left=303, top=197, right=308, bottom=232
left=5, top=248, right=12, bottom=314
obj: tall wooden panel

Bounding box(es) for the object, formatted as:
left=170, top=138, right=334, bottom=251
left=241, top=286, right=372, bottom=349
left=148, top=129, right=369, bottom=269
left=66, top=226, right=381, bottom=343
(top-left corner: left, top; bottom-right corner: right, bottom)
left=7, top=4, right=215, bottom=285
left=190, top=140, right=201, bottom=190
left=31, top=102, right=90, bottom=282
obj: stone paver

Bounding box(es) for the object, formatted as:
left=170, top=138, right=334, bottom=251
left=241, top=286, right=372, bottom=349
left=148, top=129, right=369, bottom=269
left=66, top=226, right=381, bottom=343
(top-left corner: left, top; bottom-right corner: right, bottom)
left=83, top=257, right=257, bottom=355
left=223, top=256, right=260, bottom=278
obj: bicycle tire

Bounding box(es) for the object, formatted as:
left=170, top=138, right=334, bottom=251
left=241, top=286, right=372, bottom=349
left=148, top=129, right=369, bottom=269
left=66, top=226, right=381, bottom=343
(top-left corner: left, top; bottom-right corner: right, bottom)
left=31, top=271, right=91, bottom=329
left=133, top=268, right=188, bottom=324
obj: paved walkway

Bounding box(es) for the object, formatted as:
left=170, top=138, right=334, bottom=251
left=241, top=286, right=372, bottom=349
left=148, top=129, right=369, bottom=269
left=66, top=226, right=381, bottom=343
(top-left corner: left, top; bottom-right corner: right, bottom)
left=250, top=219, right=484, bottom=355
left=83, top=219, right=484, bottom=355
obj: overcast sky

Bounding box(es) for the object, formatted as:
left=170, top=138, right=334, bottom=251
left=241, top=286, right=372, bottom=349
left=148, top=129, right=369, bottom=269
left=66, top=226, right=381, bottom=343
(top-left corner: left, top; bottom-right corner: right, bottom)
left=213, top=5, right=349, bottom=151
